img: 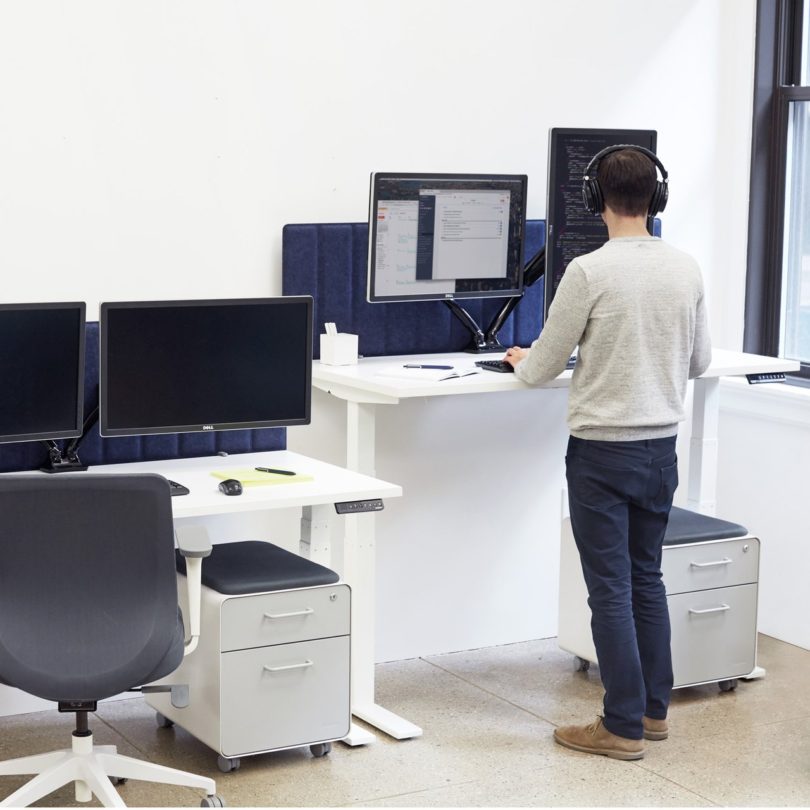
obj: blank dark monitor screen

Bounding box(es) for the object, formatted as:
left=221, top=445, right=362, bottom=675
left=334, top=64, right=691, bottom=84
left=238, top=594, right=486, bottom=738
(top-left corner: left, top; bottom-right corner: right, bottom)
left=0, top=302, right=86, bottom=443
left=545, top=128, right=657, bottom=317
left=368, top=172, right=528, bottom=302
left=99, top=297, right=312, bottom=437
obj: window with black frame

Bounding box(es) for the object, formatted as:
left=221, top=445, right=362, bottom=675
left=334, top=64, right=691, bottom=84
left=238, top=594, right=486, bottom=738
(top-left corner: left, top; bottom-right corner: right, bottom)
left=747, top=0, right=810, bottom=383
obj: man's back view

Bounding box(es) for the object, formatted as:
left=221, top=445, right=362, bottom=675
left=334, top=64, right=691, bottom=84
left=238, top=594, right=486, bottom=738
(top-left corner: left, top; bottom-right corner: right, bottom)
left=504, top=146, right=711, bottom=759
left=550, top=235, right=710, bottom=439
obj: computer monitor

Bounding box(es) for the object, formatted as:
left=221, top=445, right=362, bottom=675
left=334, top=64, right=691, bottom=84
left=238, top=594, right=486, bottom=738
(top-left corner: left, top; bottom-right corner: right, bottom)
left=545, top=128, right=657, bottom=318
left=367, top=172, right=528, bottom=352
left=99, top=297, right=312, bottom=438
left=0, top=302, right=86, bottom=444
left=368, top=172, right=528, bottom=303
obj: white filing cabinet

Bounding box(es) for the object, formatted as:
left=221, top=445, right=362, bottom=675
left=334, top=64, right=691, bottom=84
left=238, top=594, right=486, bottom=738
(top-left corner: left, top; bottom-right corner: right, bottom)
left=147, top=575, right=351, bottom=772
left=558, top=508, right=760, bottom=690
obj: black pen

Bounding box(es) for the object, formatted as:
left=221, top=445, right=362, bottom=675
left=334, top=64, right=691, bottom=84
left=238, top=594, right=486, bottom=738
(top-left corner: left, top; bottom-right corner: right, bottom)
left=403, top=364, right=454, bottom=370
left=255, top=467, right=296, bottom=476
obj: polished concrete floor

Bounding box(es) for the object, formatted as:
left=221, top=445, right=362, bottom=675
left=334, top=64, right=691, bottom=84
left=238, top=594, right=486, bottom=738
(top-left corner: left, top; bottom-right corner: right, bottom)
left=0, top=633, right=808, bottom=807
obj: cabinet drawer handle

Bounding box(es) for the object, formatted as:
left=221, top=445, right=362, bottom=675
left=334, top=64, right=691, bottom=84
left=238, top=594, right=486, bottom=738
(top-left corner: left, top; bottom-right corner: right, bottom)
left=263, top=608, right=314, bottom=620
left=263, top=660, right=314, bottom=673
left=690, top=557, right=733, bottom=568
left=688, top=604, right=730, bottom=615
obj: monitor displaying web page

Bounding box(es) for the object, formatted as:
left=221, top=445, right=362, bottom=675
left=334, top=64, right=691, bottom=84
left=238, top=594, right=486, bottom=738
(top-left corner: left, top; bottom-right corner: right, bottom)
left=367, top=173, right=528, bottom=302
left=99, top=297, right=312, bottom=437
left=0, top=302, right=86, bottom=444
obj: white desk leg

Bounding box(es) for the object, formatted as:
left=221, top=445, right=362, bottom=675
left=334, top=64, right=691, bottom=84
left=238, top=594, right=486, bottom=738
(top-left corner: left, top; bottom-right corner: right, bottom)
left=343, top=401, right=423, bottom=741
left=687, top=377, right=719, bottom=516
left=346, top=400, right=378, bottom=475
left=299, top=503, right=376, bottom=747
left=300, top=504, right=331, bottom=566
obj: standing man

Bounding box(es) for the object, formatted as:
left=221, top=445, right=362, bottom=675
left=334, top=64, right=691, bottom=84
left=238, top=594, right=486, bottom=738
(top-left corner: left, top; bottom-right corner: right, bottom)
left=504, top=146, right=711, bottom=760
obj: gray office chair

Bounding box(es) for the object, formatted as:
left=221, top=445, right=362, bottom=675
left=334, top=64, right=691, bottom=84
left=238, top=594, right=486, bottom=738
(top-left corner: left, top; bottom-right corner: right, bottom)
left=0, top=474, right=223, bottom=807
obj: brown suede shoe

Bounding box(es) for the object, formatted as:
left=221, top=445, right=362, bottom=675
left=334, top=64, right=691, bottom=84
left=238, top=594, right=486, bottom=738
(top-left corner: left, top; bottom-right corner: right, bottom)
left=643, top=715, right=668, bottom=741
left=553, top=716, right=644, bottom=760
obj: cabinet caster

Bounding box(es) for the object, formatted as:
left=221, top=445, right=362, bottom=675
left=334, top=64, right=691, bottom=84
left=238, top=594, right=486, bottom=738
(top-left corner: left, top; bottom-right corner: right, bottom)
left=310, top=742, right=332, bottom=758
left=155, top=711, right=174, bottom=728
left=718, top=678, right=738, bottom=692
left=217, top=755, right=241, bottom=773
left=201, top=795, right=226, bottom=807
left=574, top=656, right=591, bottom=672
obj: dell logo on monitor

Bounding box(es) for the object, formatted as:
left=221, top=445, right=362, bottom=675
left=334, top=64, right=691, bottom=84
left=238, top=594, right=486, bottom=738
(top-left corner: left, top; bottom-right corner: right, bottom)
left=202, top=425, right=215, bottom=431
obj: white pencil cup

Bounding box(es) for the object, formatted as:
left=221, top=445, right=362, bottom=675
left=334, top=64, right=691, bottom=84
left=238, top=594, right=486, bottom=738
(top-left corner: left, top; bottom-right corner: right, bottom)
left=319, top=333, right=359, bottom=365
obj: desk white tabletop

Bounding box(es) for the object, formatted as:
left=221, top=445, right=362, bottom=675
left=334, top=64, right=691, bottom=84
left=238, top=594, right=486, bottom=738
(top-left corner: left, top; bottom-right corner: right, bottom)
left=312, top=352, right=563, bottom=403
left=312, top=348, right=800, bottom=404
left=81, top=450, right=401, bottom=518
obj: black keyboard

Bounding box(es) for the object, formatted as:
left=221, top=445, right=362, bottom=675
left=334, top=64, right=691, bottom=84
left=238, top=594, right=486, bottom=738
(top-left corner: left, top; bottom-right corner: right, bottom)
left=168, top=479, right=190, bottom=497
left=475, top=356, right=577, bottom=373
left=475, top=360, right=514, bottom=373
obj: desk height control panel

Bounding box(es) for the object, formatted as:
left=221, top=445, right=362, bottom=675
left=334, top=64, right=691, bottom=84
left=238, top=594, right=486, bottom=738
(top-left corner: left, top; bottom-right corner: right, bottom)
left=334, top=499, right=384, bottom=514
left=746, top=372, right=786, bottom=384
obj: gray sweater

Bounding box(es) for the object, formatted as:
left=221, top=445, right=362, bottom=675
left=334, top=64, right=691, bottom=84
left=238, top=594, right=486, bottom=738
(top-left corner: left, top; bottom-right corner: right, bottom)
left=514, top=236, right=712, bottom=441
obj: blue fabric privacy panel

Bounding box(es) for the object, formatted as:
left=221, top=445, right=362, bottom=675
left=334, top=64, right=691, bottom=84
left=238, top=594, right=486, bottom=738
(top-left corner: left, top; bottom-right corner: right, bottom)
left=0, top=323, right=286, bottom=474
left=282, top=220, right=547, bottom=358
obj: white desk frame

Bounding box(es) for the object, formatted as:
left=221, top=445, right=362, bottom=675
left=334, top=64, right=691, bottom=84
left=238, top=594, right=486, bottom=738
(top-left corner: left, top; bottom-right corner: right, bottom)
left=53, top=450, right=403, bottom=747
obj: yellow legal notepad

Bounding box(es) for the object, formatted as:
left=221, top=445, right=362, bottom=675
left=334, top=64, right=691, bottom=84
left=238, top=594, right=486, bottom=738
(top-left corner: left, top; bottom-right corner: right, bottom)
left=210, top=469, right=313, bottom=487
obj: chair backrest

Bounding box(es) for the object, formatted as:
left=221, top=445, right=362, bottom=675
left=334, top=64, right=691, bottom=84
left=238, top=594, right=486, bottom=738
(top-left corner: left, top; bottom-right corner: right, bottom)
left=0, top=474, right=183, bottom=702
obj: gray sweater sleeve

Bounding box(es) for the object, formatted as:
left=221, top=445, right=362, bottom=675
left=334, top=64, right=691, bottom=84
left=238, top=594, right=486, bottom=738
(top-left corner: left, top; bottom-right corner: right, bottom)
left=513, top=260, right=588, bottom=385
left=689, top=286, right=712, bottom=378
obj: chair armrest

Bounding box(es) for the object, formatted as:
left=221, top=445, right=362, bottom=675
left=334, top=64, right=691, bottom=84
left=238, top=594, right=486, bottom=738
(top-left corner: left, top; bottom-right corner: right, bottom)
left=174, top=526, right=213, bottom=656
left=175, top=525, right=213, bottom=559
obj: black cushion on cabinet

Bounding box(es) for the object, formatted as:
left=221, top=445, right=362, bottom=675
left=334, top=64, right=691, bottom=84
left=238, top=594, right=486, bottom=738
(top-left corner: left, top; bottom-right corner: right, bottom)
left=663, top=506, right=748, bottom=546
left=176, top=540, right=339, bottom=595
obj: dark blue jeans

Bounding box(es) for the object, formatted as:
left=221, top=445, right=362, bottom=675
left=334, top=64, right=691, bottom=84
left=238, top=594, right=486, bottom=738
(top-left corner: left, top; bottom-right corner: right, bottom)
left=565, top=435, right=677, bottom=740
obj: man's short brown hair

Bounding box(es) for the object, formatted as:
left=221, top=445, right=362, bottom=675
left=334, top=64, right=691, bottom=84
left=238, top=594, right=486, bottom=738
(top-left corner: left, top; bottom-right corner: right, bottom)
left=598, top=149, right=657, bottom=217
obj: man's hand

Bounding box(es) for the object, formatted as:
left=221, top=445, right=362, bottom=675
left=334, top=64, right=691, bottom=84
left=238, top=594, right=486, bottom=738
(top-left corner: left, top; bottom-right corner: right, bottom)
left=504, top=346, right=528, bottom=367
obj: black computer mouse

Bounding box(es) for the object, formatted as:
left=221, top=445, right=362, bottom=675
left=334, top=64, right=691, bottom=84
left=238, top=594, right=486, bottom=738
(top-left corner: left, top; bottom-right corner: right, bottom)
left=218, top=478, right=243, bottom=496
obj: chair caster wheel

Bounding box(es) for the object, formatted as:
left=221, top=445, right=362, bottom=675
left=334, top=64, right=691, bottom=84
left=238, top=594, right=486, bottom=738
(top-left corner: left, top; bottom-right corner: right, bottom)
left=217, top=755, right=241, bottom=773
left=718, top=678, right=738, bottom=692
left=574, top=656, right=591, bottom=672
left=201, top=795, right=226, bottom=807
left=310, top=742, right=332, bottom=758
left=155, top=711, right=174, bottom=728
left=111, top=777, right=127, bottom=785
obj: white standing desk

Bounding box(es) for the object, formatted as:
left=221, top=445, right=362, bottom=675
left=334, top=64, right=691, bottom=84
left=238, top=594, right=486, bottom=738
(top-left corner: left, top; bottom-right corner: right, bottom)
left=313, top=348, right=798, bottom=516
left=0, top=450, right=404, bottom=746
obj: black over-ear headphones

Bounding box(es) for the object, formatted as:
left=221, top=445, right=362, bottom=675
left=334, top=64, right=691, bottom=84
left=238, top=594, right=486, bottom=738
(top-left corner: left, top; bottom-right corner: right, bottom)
left=581, top=144, right=668, bottom=217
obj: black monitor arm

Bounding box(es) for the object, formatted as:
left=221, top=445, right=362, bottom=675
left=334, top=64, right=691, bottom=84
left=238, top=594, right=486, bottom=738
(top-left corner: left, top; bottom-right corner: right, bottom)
left=443, top=300, right=504, bottom=353
left=483, top=246, right=546, bottom=348
left=442, top=246, right=546, bottom=354
left=39, top=404, right=99, bottom=473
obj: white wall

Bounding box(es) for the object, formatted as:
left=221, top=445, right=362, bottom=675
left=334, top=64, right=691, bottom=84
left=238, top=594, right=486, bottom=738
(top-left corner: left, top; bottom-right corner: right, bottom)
left=1, top=1, right=774, bottom=660
left=0, top=0, right=755, bottom=347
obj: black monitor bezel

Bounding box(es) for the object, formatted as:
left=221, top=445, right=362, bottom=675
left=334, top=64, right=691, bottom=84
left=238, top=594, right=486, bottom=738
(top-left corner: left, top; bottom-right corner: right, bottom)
left=367, top=171, right=528, bottom=303
left=99, top=296, right=313, bottom=438
left=0, top=301, right=86, bottom=444
left=544, top=128, right=658, bottom=319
